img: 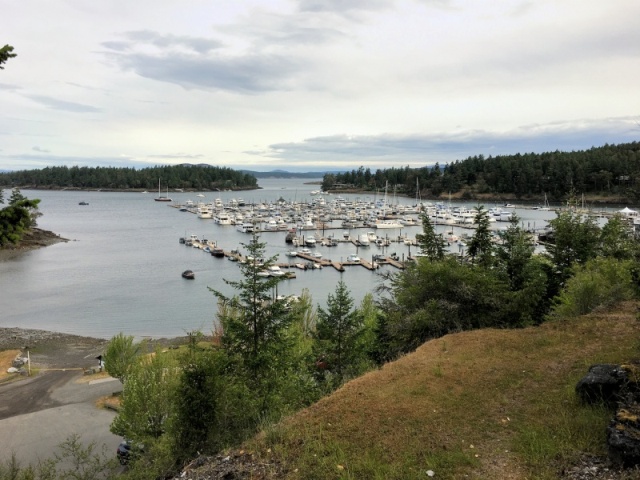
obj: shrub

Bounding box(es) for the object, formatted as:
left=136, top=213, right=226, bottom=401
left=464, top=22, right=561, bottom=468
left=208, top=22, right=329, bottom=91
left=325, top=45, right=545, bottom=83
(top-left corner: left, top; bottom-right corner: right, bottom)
left=551, top=258, right=636, bottom=319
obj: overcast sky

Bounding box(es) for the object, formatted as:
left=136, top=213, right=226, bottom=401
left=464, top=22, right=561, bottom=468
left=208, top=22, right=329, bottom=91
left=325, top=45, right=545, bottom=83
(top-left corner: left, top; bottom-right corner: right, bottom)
left=2, top=0, right=639, bottom=172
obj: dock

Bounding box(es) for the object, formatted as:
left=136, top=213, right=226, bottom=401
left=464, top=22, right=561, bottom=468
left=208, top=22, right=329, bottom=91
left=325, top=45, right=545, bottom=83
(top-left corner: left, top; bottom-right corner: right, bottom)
left=183, top=237, right=408, bottom=277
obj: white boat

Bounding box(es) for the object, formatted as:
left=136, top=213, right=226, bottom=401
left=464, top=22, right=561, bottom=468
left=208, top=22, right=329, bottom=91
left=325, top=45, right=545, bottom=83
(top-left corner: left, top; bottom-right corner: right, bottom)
left=304, top=236, right=317, bottom=246
left=313, top=252, right=323, bottom=259
left=400, top=216, right=418, bottom=226
left=358, top=233, right=370, bottom=247
left=263, top=218, right=278, bottom=231
left=286, top=250, right=298, bottom=257
left=266, top=265, right=285, bottom=277
left=299, top=247, right=312, bottom=255
left=196, top=204, right=214, bottom=219
left=346, top=254, right=360, bottom=263
left=236, top=223, right=254, bottom=233
left=374, top=219, right=402, bottom=229
left=215, top=213, right=232, bottom=225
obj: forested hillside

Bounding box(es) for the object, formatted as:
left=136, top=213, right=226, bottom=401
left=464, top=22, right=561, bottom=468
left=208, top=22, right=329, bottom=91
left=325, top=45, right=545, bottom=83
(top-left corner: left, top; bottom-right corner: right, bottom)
left=0, top=164, right=258, bottom=191
left=322, top=142, right=640, bottom=201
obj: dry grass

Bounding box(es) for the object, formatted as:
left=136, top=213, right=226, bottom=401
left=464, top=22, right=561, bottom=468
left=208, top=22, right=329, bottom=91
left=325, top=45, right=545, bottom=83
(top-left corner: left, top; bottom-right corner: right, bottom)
left=0, top=349, right=22, bottom=382
left=245, top=302, right=640, bottom=479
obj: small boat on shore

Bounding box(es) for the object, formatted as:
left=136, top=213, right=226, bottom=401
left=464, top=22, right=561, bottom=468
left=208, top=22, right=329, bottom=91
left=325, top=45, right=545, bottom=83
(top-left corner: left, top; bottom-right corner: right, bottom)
left=182, top=270, right=195, bottom=279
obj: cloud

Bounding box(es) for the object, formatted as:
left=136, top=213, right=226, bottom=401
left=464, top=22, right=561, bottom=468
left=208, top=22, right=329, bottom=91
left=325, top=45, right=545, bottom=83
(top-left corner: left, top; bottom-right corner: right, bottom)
left=107, top=49, right=302, bottom=93
left=0, top=152, right=151, bottom=170
left=146, top=153, right=205, bottom=160
left=263, top=116, right=640, bottom=167
left=32, top=146, right=50, bottom=153
left=24, top=95, right=100, bottom=113
left=101, top=27, right=308, bottom=93
left=119, top=30, right=224, bottom=54
left=296, top=0, right=388, bottom=14
left=0, top=82, right=20, bottom=92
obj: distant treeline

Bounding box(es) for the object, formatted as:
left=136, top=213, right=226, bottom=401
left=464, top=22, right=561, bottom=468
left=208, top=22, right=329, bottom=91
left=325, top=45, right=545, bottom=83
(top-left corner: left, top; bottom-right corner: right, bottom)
left=321, top=142, right=640, bottom=201
left=0, top=164, right=258, bottom=191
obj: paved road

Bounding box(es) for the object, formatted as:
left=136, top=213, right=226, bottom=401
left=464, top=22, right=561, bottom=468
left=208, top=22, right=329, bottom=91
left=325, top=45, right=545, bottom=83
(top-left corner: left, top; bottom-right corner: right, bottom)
left=0, top=372, right=123, bottom=466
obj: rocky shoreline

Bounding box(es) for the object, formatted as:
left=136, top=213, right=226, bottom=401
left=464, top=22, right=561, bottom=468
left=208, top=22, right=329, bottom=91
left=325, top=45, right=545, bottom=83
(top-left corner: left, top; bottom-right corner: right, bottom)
left=0, top=327, right=105, bottom=350
left=0, top=227, right=68, bottom=262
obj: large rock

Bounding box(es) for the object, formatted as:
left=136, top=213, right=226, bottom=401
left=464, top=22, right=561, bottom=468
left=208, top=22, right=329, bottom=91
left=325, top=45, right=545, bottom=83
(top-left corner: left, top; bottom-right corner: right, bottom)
left=575, top=364, right=628, bottom=406
left=607, top=403, right=640, bottom=467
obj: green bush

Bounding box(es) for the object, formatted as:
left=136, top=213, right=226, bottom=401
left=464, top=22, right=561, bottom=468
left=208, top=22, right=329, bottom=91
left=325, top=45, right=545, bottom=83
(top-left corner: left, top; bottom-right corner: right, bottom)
left=551, top=258, right=636, bottom=319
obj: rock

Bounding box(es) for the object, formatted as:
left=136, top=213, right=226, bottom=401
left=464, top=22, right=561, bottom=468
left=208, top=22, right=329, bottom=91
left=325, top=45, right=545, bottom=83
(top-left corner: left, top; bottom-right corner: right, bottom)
left=575, top=364, right=628, bottom=406
left=7, top=367, right=18, bottom=374
left=607, top=403, right=640, bottom=468
left=12, top=356, right=28, bottom=368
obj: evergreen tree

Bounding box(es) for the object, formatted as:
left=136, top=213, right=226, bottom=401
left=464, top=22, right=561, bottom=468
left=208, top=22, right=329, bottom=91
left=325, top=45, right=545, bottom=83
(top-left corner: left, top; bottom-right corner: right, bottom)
left=495, top=214, right=535, bottom=290
left=0, top=44, right=16, bottom=69
left=468, top=206, right=493, bottom=266
left=210, top=234, right=293, bottom=412
left=415, top=213, right=445, bottom=260
left=545, top=211, right=600, bottom=281
left=599, top=213, right=637, bottom=260
left=312, top=281, right=365, bottom=383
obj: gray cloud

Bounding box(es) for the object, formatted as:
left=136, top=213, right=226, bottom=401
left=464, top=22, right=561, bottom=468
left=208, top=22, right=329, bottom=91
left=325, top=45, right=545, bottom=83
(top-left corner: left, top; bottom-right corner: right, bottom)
left=297, top=0, right=388, bottom=13
left=0, top=82, right=20, bottom=91
left=264, top=117, right=640, bottom=166
left=122, top=30, right=224, bottom=54
left=24, top=95, right=100, bottom=113
left=110, top=50, right=302, bottom=93
left=32, top=146, right=50, bottom=153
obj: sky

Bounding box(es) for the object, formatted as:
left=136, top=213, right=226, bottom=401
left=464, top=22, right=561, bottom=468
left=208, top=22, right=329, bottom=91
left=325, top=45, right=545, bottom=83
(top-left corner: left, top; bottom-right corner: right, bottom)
left=1, top=0, right=639, bottom=173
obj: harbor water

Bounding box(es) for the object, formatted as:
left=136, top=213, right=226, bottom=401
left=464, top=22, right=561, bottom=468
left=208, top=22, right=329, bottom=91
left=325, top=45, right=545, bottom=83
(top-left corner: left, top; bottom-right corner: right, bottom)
left=1, top=178, right=574, bottom=339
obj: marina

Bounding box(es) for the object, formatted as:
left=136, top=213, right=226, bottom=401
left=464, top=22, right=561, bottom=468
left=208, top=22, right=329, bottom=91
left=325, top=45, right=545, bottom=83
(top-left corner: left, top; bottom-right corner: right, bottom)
left=1, top=178, right=627, bottom=340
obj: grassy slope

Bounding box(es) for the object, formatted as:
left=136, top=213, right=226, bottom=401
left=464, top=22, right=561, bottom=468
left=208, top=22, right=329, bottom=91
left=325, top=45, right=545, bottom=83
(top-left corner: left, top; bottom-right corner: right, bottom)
left=242, top=302, right=640, bottom=480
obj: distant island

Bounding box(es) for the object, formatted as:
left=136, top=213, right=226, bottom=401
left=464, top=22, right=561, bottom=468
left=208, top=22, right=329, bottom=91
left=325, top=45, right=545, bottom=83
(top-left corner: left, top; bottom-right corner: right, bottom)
left=3, top=142, right=640, bottom=205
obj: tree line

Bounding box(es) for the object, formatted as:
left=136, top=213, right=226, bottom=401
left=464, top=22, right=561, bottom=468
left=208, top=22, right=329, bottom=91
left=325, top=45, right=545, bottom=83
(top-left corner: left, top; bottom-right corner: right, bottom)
left=0, top=164, right=258, bottom=191
left=321, top=142, right=640, bottom=201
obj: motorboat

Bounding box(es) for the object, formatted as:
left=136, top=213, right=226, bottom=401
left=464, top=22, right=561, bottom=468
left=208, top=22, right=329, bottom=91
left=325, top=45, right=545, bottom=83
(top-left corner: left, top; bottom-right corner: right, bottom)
left=237, top=223, right=254, bottom=233
left=286, top=250, right=298, bottom=257
left=346, top=254, right=360, bottom=263
left=182, top=270, right=195, bottom=279
left=211, top=246, right=225, bottom=257
left=358, top=234, right=370, bottom=247
left=266, top=265, right=285, bottom=277
left=374, top=219, right=402, bottom=229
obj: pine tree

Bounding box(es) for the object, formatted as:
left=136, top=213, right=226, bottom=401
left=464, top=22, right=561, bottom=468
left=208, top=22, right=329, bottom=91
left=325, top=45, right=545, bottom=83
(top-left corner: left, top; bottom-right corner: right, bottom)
left=468, top=206, right=493, bottom=266
left=210, top=233, right=292, bottom=410
left=313, top=281, right=364, bottom=382
left=415, top=213, right=446, bottom=260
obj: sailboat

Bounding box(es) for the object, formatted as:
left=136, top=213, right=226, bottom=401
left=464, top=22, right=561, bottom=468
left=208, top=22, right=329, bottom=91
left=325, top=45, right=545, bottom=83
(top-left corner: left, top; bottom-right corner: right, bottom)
left=154, top=179, right=172, bottom=202
left=538, top=193, right=550, bottom=211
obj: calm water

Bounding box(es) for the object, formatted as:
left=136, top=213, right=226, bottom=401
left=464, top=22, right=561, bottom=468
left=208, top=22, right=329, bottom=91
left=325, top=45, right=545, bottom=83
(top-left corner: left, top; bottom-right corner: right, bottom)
left=1, top=179, right=568, bottom=339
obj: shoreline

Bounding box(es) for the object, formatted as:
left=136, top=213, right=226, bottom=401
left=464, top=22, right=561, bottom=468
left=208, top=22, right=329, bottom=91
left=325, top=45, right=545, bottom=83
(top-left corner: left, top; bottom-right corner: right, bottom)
left=0, top=326, right=197, bottom=355
left=0, top=228, right=68, bottom=262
